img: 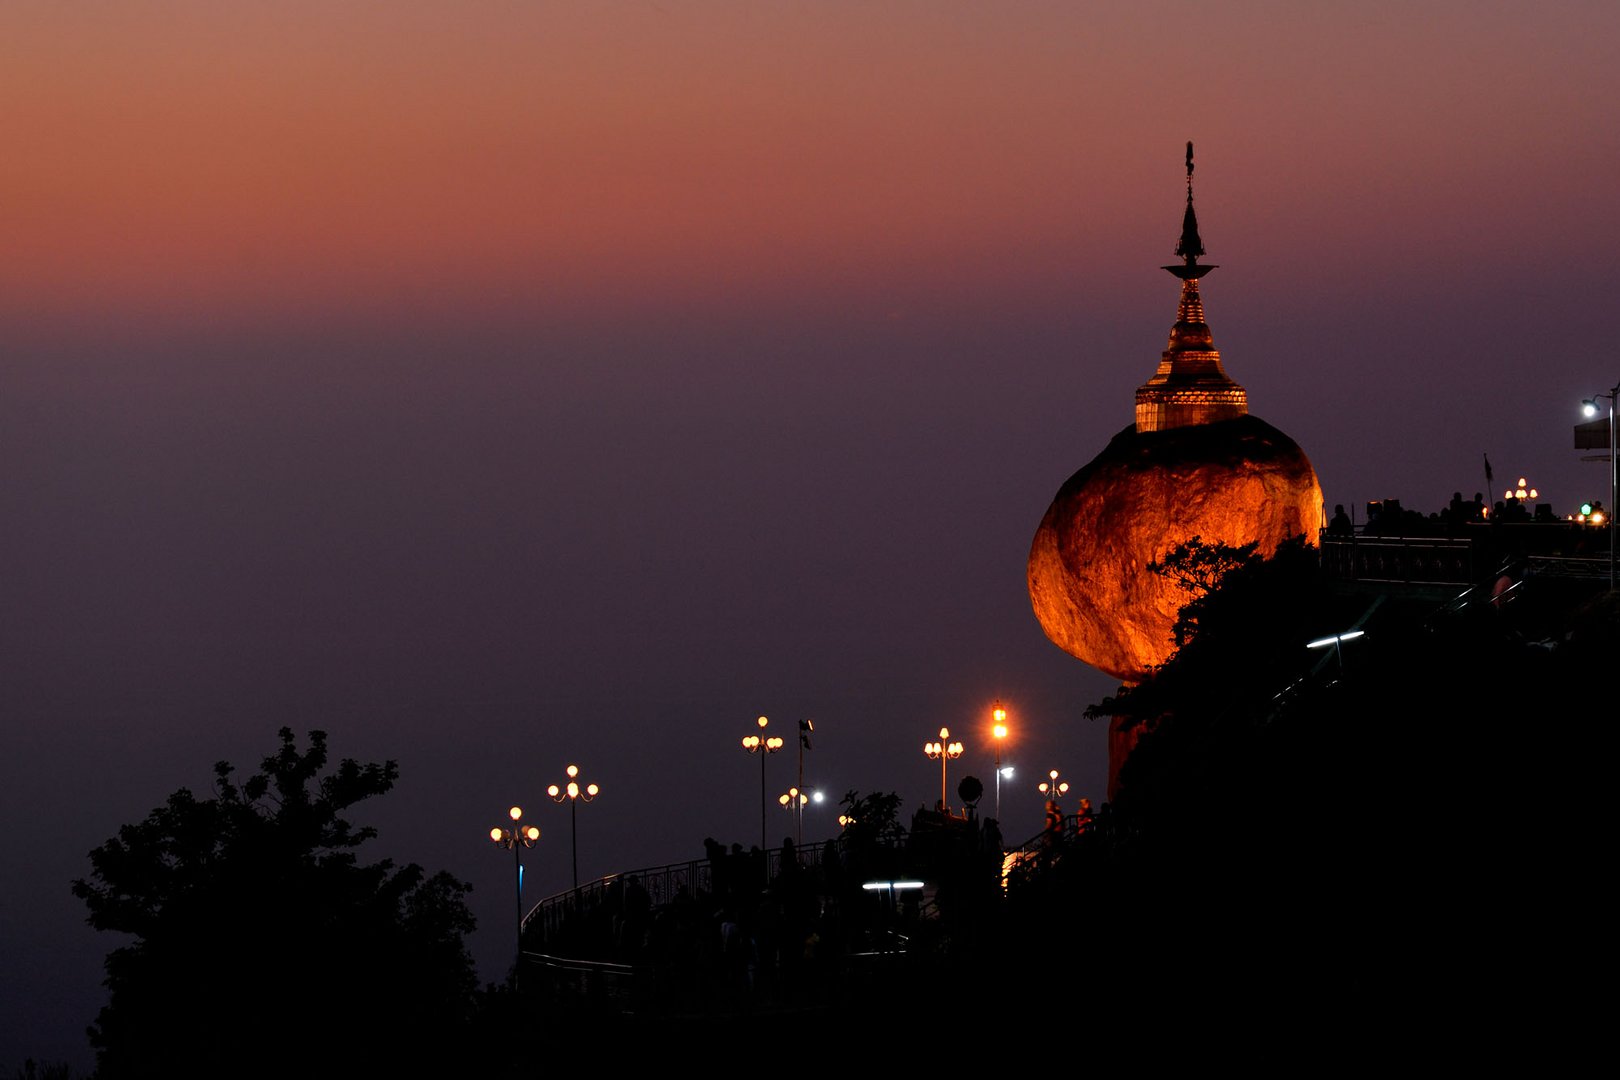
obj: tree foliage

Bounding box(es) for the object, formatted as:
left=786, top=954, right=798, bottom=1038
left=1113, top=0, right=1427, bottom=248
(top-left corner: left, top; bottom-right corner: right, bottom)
left=1086, top=535, right=1333, bottom=734
left=1148, top=535, right=1261, bottom=647
left=73, top=729, right=476, bottom=1078
left=836, top=790, right=904, bottom=848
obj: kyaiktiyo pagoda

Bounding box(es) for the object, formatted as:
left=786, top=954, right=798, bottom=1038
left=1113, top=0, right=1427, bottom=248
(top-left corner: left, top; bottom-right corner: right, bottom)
left=1028, top=144, right=1323, bottom=693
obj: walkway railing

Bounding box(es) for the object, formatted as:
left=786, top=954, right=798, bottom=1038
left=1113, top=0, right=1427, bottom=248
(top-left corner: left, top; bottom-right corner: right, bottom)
left=520, top=839, right=841, bottom=947
left=1320, top=535, right=1474, bottom=585
left=1320, top=526, right=1609, bottom=586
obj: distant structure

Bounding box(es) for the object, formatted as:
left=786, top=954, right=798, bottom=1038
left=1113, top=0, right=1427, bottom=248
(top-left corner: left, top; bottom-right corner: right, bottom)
left=1028, top=144, right=1324, bottom=791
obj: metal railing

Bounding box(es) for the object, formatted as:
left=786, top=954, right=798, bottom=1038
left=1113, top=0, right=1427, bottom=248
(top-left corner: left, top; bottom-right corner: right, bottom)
left=1321, top=525, right=1611, bottom=586
left=520, top=838, right=842, bottom=946
left=1320, top=535, right=1475, bottom=585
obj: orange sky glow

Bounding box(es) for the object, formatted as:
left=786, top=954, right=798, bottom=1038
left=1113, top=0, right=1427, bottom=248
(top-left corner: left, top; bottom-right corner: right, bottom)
left=6, top=2, right=1614, bottom=323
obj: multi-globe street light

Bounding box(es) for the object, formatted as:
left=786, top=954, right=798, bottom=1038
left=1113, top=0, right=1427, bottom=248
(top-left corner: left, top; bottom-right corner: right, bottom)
left=779, top=787, right=809, bottom=847
left=1501, top=476, right=1539, bottom=510
left=488, top=806, right=540, bottom=978
left=776, top=787, right=823, bottom=847
left=1038, top=769, right=1070, bottom=804
left=546, top=764, right=599, bottom=891
left=923, top=727, right=965, bottom=813
left=741, top=715, right=784, bottom=850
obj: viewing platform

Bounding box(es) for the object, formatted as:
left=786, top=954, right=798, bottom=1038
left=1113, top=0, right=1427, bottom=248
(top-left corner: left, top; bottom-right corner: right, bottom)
left=1320, top=520, right=1610, bottom=590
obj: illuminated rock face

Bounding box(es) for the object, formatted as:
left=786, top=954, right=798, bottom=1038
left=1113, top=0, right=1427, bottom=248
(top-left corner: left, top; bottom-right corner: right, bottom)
left=1028, top=414, right=1323, bottom=684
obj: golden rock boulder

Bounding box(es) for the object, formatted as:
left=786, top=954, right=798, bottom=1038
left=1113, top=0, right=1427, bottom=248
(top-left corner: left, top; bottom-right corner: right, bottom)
left=1028, top=414, right=1323, bottom=683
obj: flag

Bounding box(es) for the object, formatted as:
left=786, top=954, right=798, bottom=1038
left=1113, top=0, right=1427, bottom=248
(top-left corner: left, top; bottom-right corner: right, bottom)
left=1483, top=453, right=1493, bottom=484
left=799, top=718, right=814, bottom=750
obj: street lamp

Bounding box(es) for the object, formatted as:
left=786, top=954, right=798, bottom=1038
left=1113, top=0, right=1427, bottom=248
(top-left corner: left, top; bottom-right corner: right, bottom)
left=991, top=702, right=1009, bottom=822
left=923, top=726, right=965, bottom=813
left=741, top=715, right=784, bottom=850
left=489, top=806, right=540, bottom=979
left=1583, top=385, right=1619, bottom=589
left=779, top=787, right=809, bottom=848
left=1307, top=629, right=1366, bottom=678
left=1501, top=475, right=1540, bottom=517
left=546, top=764, right=599, bottom=891
left=1038, top=769, right=1070, bottom=804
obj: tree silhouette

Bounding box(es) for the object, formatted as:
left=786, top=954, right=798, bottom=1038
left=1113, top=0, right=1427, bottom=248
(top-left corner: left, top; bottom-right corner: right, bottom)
left=1147, top=534, right=1261, bottom=646
left=73, top=729, right=476, bottom=1078
left=1086, top=535, right=1331, bottom=729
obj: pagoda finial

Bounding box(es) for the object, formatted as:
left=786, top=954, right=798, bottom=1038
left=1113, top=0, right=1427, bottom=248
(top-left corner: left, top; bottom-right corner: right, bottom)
left=1165, top=141, right=1216, bottom=280
left=1138, top=142, right=1245, bottom=432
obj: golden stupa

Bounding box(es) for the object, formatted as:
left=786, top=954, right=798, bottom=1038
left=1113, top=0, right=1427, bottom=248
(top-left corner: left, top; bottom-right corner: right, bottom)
left=1028, top=145, right=1324, bottom=691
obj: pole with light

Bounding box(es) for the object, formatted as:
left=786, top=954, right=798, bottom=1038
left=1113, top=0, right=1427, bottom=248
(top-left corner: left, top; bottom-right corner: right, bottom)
left=779, top=787, right=809, bottom=846
left=741, top=716, right=784, bottom=850
left=546, top=765, right=599, bottom=891
left=923, top=727, right=965, bottom=813
left=489, top=806, right=540, bottom=978
left=1583, top=385, right=1619, bottom=589
left=1038, top=769, right=1070, bottom=805
left=991, top=702, right=1009, bottom=822
left=1307, top=629, right=1366, bottom=679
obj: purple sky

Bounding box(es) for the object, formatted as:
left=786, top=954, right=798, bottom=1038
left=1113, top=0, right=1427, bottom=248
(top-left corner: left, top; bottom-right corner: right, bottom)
left=4, top=2, right=1618, bottom=1066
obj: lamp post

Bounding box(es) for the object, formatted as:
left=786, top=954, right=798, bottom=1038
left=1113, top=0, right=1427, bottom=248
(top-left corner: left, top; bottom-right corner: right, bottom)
left=779, top=787, right=809, bottom=848
left=489, top=806, right=540, bottom=980
left=741, top=715, right=784, bottom=850
left=923, top=727, right=965, bottom=813
left=1583, top=385, right=1619, bottom=589
left=1038, top=769, right=1070, bottom=805
left=991, top=702, right=1009, bottom=822
left=546, top=764, right=599, bottom=891
left=1307, top=629, right=1366, bottom=678
left=1501, top=475, right=1540, bottom=517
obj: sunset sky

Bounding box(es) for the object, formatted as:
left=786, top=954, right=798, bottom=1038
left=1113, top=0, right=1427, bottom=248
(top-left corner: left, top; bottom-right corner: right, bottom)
left=4, top=1, right=1616, bottom=1064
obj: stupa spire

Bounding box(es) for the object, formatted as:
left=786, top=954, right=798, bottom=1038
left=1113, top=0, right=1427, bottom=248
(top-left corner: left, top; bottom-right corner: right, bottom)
left=1165, top=141, right=1217, bottom=280
left=1135, top=143, right=1247, bottom=433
